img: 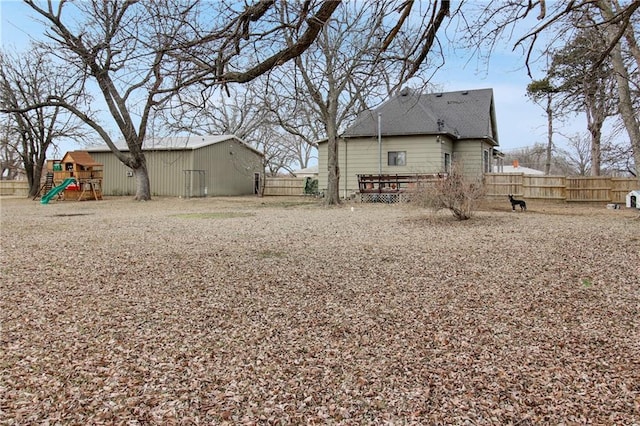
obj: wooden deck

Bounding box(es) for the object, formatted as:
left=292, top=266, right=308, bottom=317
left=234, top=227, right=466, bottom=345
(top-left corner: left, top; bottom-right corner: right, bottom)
left=357, top=173, right=445, bottom=203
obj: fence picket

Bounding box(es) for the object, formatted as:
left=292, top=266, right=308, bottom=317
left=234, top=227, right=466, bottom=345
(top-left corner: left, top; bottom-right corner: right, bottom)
left=484, top=173, right=638, bottom=203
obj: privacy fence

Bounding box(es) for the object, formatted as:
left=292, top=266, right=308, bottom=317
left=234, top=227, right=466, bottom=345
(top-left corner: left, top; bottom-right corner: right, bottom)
left=0, top=180, right=29, bottom=197
left=263, top=177, right=307, bottom=196
left=2, top=177, right=313, bottom=197
left=484, top=173, right=638, bottom=203
left=4, top=175, right=635, bottom=202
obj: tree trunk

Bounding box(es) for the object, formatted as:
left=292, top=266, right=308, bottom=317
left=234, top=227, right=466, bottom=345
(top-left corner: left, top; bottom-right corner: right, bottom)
left=588, top=121, right=602, bottom=176
left=29, top=161, right=44, bottom=198
left=133, top=162, right=151, bottom=201
left=609, top=40, right=640, bottom=181
left=25, top=152, right=46, bottom=198
left=325, top=132, right=340, bottom=205
left=585, top=91, right=603, bottom=176
left=25, top=160, right=36, bottom=197
left=599, top=0, right=640, bottom=182
left=545, top=96, right=553, bottom=175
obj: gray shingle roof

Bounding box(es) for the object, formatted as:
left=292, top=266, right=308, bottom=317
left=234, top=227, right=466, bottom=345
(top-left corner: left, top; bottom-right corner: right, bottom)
left=343, top=88, right=498, bottom=142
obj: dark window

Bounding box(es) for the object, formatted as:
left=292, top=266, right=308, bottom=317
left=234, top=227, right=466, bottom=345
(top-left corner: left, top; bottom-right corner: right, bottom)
left=388, top=151, right=406, bottom=166
left=444, top=153, right=451, bottom=173
left=483, top=149, right=490, bottom=173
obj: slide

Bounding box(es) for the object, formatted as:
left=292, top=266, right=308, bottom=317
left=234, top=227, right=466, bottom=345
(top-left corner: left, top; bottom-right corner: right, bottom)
left=40, top=177, right=77, bottom=204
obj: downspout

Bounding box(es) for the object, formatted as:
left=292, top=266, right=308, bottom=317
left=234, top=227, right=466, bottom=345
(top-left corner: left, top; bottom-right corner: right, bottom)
left=378, top=113, right=382, bottom=175
left=343, top=137, right=347, bottom=199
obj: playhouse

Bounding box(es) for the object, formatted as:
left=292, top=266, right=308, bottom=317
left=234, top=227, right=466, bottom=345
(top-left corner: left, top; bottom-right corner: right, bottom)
left=41, top=151, right=103, bottom=203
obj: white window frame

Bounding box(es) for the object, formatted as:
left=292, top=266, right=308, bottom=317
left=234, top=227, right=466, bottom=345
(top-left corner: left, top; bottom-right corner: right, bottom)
left=388, top=151, right=406, bottom=166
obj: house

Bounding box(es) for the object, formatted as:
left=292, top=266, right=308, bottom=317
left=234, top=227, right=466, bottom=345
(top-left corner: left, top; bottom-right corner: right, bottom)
left=86, top=135, right=263, bottom=197
left=317, top=88, right=500, bottom=197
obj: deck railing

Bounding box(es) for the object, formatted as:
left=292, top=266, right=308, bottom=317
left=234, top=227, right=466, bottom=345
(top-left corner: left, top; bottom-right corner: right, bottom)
left=357, top=173, right=445, bottom=193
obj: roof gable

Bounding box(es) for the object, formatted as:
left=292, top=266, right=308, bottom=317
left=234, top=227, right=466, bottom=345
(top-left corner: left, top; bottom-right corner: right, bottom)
left=343, top=88, right=498, bottom=143
left=61, top=151, right=102, bottom=167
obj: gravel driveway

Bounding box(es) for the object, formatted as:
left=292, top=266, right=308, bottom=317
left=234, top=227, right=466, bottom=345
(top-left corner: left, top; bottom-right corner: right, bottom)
left=1, top=196, right=639, bottom=424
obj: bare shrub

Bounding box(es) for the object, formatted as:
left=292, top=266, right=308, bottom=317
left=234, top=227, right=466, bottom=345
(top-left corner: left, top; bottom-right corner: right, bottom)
left=413, top=166, right=485, bottom=220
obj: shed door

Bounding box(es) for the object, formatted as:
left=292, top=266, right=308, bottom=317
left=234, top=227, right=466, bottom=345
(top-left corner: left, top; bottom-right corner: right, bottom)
left=254, top=173, right=261, bottom=195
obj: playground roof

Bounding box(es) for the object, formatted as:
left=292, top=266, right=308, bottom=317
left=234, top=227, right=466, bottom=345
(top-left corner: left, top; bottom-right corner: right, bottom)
left=62, top=151, right=102, bottom=167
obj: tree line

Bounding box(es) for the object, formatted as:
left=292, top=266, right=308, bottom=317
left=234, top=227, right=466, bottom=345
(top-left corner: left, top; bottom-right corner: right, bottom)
left=1, top=0, right=638, bottom=203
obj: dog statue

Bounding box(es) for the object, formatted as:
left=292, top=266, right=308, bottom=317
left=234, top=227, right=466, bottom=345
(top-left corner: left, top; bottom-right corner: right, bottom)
left=508, top=194, right=527, bottom=211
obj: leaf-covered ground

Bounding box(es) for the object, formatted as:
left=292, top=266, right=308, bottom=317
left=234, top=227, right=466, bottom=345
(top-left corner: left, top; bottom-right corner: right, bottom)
left=1, top=196, right=639, bottom=424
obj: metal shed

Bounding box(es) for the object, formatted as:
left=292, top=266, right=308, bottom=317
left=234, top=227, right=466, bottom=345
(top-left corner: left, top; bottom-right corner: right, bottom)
left=86, top=135, right=263, bottom=197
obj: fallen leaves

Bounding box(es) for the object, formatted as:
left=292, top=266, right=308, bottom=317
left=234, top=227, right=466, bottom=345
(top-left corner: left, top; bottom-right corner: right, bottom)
left=1, top=197, right=638, bottom=424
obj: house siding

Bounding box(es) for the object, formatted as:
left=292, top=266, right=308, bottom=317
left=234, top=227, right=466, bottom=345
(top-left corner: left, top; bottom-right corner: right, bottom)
left=319, top=135, right=449, bottom=196
left=452, top=139, right=493, bottom=179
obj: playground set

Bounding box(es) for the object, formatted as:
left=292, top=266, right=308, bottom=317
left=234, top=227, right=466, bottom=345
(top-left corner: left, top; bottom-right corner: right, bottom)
left=36, top=151, right=104, bottom=204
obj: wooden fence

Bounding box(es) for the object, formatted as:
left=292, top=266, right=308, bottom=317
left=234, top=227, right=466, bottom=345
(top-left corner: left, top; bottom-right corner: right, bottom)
left=0, top=180, right=29, bottom=197
left=484, top=173, right=639, bottom=203
left=263, top=177, right=306, bottom=196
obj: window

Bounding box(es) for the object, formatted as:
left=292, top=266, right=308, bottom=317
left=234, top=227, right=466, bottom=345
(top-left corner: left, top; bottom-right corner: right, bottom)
left=388, top=151, right=406, bottom=166
left=444, top=153, right=451, bottom=173
left=483, top=149, right=490, bottom=173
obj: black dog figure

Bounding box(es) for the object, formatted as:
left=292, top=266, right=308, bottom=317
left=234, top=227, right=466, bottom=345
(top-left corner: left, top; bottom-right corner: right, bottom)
left=508, top=194, right=526, bottom=211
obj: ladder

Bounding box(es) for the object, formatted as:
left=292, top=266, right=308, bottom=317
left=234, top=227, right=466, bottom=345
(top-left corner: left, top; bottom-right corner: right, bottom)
left=33, top=172, right=54, bottom=200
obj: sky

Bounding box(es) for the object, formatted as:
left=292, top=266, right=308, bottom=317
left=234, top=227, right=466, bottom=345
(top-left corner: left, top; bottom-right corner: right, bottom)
left=1, top=0, right=586, bottom=160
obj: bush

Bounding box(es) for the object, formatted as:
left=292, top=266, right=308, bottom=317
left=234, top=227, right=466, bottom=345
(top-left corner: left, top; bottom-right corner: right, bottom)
left=304, top=177, right=319, bottom=195
left=414, top=166, right=485, bottom=220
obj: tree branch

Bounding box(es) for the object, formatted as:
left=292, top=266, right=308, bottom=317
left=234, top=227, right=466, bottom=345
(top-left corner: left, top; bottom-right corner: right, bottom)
left=219, top=1, right=341, bottom=83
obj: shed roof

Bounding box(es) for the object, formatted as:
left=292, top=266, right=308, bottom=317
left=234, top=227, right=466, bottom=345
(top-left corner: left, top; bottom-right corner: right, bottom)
left=86, top=134, right=263, bottom=157
left=342, top=88, right=498, bottom=144
left=61, top=151, right=103, bottom=167
left=293, top=165, right=318, bottom=176
left=494, top=165, right=544, bottom=175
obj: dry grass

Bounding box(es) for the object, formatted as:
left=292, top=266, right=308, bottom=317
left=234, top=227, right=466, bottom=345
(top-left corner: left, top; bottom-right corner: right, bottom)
left=1, top=196, right=639, bottom=424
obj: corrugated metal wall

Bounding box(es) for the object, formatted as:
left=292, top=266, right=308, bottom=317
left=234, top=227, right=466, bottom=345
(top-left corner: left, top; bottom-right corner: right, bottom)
left=148, top=150, right=194, bottom=196
left=89, top=139, right=262, bottom=197
left=89, top=151, right=137, bottom=196
left=194, top=140, right=262, bottom=196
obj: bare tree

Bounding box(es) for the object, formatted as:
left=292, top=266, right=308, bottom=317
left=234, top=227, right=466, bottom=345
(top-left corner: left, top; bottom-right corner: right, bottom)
left=558, top=133, right=592, bottom=176
left=549, top=25, right=618, bottom=176
left=596, top=0, right=640, bottom=181
left=601, top=138, right=636, bottom=176
left=465, top=1, right=639, bottom=179
left=0, top=47, right=88, bottom=196
left=19, top=0, right=636, bottom=202
left=19, top=0, right=341, bottom=200
left=0, top=118, right=22, bottom=180
left=160, top=85, right=269, bottom=141
left=504, top=144, right=549, bottom=172
left=20, top=1, right=205, bottom=200
left=160, top=83, right=307, bottom=175
left=261, top=1, right=453, bottom=204
left=262, top=86, right=325, bottom=171
left=526, top=79, right=559, bottom=175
